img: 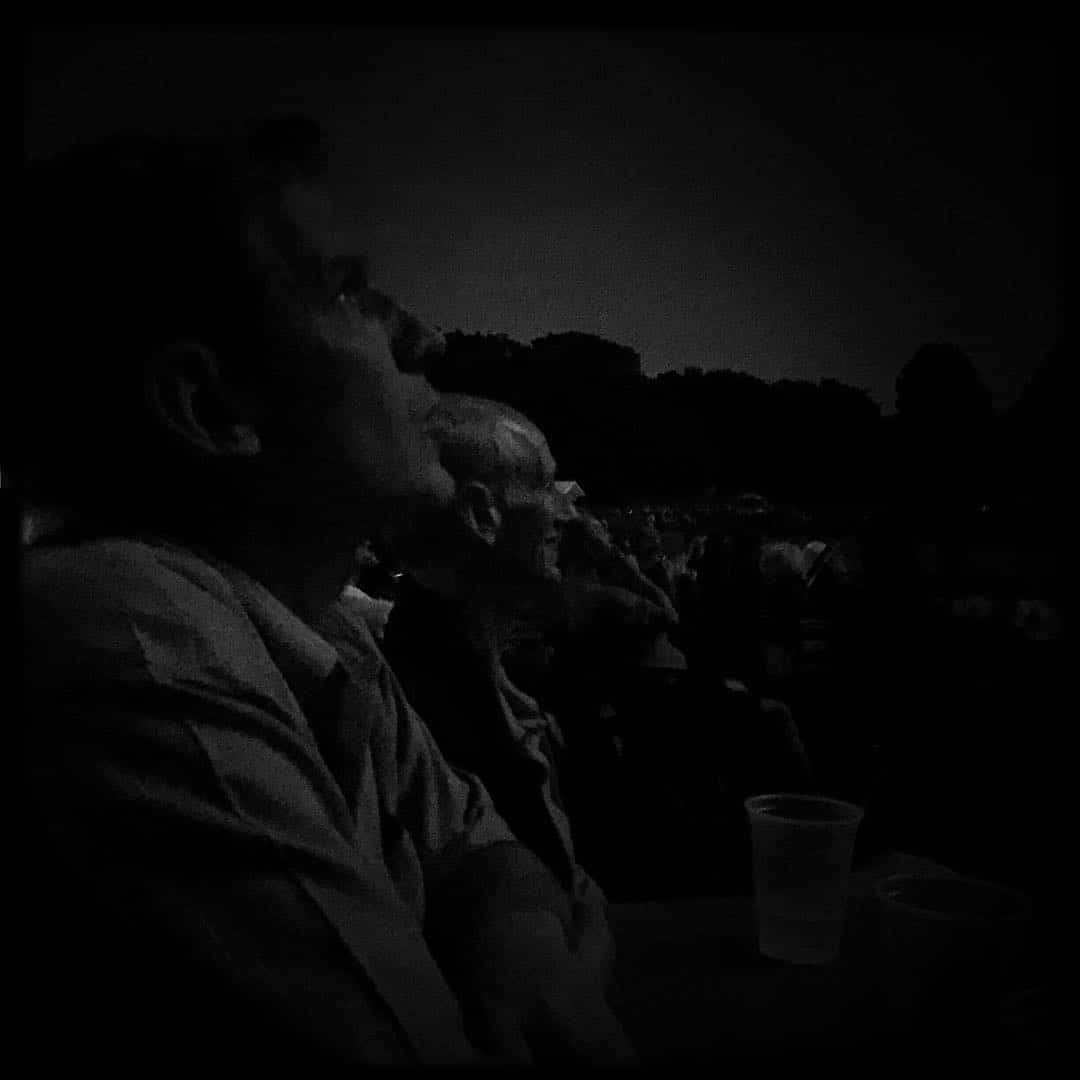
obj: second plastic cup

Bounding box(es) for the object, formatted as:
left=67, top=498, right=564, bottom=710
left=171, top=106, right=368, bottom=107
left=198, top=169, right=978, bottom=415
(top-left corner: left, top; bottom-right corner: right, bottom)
left=744, top=793, right=865, bottom=964
left=873, top=872, right=1032, bottom=1036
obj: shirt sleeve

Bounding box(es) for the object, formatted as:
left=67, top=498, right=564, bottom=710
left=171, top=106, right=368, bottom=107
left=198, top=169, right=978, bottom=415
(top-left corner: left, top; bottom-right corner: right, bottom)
left=23, top=682, right=482, bottom=1067
left=318, top=600, right=517, bottom=887
left=363, top=647, right=519, bottom=883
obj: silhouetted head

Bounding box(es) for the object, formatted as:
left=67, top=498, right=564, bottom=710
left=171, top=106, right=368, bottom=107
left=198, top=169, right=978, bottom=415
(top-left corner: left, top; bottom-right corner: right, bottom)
left=16, top=115, right=452, bottom=542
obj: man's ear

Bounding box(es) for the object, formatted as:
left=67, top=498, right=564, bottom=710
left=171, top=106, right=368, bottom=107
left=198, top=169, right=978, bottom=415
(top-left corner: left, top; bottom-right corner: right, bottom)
left=457, top=481, right=501, bottom=546
left=145, top=342, right=261, bottom=458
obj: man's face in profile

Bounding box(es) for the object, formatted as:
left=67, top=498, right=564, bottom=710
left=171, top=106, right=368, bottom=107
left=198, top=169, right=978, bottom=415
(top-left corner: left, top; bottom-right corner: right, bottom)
left=244, top=179, right=455, bottom=532
left=494, top=429, right=578, bottom=586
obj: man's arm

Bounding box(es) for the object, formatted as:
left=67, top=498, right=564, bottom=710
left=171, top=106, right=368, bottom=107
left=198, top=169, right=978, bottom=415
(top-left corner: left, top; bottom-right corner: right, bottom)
left=371, top=654, right=636, bottom=1064
left=427, top=839, right=574, bottom=934
left=424, top=843, right=634, bottom=1065
left=22, top=689, right=482, bottom=1067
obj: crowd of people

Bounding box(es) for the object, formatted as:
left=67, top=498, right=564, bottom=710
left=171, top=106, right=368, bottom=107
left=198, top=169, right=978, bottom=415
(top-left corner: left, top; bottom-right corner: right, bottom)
left=13, top=116, right=1058, bottom=1066
left=335, top=488, right=832, bottom=900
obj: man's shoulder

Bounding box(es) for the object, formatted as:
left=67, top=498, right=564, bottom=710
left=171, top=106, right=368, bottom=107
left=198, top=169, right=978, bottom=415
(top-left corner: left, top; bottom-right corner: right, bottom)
left=23, top=535, right=236, bottom=597
left=21, top=538, right=271, bottom=695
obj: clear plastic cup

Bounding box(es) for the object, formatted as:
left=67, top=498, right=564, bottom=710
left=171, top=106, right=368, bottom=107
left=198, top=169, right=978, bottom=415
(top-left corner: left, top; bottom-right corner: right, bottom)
left=873, top=872, right=1032, bottom=1034
left=744, top=793, right=865, bottom=964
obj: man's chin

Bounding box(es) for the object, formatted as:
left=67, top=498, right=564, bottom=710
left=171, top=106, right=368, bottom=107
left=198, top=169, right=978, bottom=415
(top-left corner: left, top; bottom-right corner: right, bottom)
left=411, top=471, right=456, bottom=517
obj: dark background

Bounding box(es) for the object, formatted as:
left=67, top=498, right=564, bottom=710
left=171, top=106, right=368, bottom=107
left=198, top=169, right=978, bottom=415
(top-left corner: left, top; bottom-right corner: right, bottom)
left=26, top=27, right=1062, bottom=420
left=19, top=29, right=1062, bottom=1034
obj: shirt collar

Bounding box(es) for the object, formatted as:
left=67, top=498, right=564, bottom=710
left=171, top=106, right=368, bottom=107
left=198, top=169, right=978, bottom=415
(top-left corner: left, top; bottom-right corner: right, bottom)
left=168, top=539, right=342, bottom=710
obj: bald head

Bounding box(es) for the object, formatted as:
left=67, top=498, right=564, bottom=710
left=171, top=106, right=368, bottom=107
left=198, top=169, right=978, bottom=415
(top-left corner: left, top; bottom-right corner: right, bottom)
left=402, top=393, right=577, bottom=592
left=426, top=393, right=556, bottom=495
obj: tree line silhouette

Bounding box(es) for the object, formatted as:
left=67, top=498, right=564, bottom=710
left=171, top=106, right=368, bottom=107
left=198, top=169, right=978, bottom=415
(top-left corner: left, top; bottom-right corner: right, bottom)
left=428, top=332, right=1065, bottom=513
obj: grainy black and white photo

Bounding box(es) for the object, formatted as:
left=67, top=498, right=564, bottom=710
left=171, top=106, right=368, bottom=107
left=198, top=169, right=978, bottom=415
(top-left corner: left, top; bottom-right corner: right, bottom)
left=15, top=26, right=1059, bottom=1066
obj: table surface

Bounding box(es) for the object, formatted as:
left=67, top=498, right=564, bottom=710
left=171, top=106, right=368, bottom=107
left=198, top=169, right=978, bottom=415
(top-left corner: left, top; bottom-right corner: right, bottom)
left=607, top=850, right=1048, bottom=1062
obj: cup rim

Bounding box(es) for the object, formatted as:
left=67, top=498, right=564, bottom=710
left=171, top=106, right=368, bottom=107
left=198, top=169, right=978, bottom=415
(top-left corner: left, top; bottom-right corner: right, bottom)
left=873, top=872, right=1033, bottom=924
left=743, top=791, right=865, bottom=825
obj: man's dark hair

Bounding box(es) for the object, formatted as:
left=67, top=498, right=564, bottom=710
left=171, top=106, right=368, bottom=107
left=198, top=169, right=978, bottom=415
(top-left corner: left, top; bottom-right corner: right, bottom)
left=13, top=115, right=328, bottom=524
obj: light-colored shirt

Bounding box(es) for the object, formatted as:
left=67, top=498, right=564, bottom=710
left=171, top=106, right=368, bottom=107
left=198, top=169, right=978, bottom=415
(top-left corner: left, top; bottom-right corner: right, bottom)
left=21, top=536, right=517, bottom=1065
left=340, top=583, right=395, bottom=639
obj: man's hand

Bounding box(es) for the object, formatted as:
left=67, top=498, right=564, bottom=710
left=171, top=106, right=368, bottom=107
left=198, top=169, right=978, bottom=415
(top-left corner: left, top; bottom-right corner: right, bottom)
left=562, top=517, right=680, bottom=629
left=563, top=578, right=676, bottom=636
left=600, top=552, right=680, bottom=627
left=458, top=909, right=638, bottom=1065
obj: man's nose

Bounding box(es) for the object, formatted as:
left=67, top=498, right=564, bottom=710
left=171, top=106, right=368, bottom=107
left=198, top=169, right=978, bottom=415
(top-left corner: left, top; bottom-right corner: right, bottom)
left=392, top=309, right=445, bottom=375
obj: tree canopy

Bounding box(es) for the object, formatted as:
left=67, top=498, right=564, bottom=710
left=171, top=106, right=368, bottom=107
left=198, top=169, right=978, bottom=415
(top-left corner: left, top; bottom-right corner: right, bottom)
left=427, top=331, right=1059, bottom=509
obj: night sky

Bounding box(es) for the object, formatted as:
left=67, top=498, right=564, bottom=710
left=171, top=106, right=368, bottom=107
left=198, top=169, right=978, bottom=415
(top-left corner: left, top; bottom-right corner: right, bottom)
left=26, top=27, right=1062, bottom=414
